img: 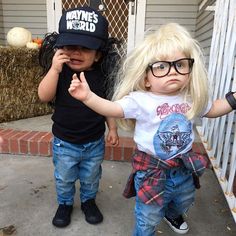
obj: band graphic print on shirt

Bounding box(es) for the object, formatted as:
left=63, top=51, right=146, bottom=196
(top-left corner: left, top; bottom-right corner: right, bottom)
left=153, top=111, right=192, bottom=160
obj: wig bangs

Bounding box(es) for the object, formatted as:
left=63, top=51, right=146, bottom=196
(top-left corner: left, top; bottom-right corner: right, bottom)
left=147, top=28, right=192, bottom=62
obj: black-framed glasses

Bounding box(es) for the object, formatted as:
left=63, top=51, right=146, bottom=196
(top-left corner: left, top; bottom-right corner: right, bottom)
left=148, top=58, right=194, bottom=78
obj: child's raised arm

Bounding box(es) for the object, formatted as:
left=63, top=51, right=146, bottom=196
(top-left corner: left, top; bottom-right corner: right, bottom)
left=38, top=49, right=70, bottom=102
left=68, top=72, right=124, bottom=118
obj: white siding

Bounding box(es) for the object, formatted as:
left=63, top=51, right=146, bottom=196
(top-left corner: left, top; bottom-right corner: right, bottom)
left=145, top=0, right=199, bottom=36
left=0, top=0, right=47, bottom=45
left=195, top=3, right=215, bottom=65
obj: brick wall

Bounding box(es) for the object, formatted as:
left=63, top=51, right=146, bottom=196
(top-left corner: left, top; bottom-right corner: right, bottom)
left=0, top=128, right=207, bottom=161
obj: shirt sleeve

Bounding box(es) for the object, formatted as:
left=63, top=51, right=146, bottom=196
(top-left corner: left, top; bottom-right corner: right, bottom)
left=115, top=94, right=141, bottom=119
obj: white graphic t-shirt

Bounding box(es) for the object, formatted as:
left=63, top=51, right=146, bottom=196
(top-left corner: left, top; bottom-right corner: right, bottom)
left=116, top=91, right=211, bottom=160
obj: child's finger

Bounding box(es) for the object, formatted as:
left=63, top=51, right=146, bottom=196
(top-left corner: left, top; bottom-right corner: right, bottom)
left=68, top=86, right=74, bottom=92
left=80, top=72, right=86, bottom=82
left=72, top=73, right=79, bottom=80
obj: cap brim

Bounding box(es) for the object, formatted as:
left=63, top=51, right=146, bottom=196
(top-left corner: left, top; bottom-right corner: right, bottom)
left=55, top=33, right=104, bottom=50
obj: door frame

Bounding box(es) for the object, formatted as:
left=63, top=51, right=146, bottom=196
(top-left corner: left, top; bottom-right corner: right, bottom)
left=127, top=0, right=146, bottom=52
left=46, top=0, right=62, bottom=33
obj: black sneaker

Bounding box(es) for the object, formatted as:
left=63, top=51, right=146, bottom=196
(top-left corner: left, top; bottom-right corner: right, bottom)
left=164, top=215, right=189, bottom=234
left=52, top=204, right=73, bottom=227
left=81, top=199, right=103, bottom=224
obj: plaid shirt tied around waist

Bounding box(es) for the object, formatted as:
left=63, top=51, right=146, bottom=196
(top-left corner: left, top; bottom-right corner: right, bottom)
left=123, top=149, right=208, bottom=205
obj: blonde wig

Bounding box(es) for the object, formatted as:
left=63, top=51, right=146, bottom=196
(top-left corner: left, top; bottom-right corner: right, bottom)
left=113, top=23, right=209, bottom=130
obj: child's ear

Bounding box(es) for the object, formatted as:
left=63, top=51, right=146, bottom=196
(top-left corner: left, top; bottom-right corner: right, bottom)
left=145, top=77, right=151, bottom=88
left=95, top=51, right=102, bottom=62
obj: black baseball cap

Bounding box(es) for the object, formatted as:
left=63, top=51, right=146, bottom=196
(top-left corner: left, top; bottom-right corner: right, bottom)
left=55, top=6, right=108, bottom=50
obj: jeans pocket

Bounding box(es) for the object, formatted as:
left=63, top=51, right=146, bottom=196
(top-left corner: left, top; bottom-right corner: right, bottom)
left=53, top=137, right=63, bottom=147
left=52, top=137, right=65, bottom=164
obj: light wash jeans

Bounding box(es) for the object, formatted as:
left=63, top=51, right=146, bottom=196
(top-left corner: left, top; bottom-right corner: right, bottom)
left=133, top=167, right=195, bottom=236
left=52, top=136, right=105, bottom=205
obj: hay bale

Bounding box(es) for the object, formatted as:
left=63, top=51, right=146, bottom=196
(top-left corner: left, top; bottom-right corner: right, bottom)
left=0, top=46, right=53, bottom=123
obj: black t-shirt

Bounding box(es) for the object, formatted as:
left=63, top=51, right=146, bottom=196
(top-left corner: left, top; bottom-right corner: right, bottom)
left=52, top=64, right=106, bottom=144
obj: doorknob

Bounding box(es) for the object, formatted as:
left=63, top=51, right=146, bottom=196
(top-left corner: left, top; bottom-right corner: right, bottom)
left=89, top=0, right=106, bottom=11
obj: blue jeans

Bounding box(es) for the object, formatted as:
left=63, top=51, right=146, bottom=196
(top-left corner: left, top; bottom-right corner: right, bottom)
left=52, top=136, right=105, bottom=205
left=133, top=167, right=195, bottom=236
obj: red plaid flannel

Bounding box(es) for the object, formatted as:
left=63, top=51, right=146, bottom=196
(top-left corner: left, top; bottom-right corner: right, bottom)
left=123, top=149, right=208, bottom=205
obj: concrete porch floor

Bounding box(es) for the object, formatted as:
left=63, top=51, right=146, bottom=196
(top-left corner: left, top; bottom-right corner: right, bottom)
left=0, top=115, right=235, bottom=236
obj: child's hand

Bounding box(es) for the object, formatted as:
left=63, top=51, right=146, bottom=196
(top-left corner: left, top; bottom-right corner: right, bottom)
left=106, top=129, right=119, bottom=146
left=51, top=49, right=70, bottom=74
left=68, top=72, right=91, bottom=102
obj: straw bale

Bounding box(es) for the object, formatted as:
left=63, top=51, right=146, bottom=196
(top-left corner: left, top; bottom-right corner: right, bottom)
left=0, top=46, right=53, bottom=123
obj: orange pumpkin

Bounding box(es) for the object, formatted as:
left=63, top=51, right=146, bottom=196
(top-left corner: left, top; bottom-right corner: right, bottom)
left=32, top=38, right=43, bottom=47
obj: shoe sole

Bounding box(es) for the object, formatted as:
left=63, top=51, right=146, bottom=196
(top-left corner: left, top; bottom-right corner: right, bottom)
left=164, top=217, right=189, bottom=234
left=52, top=219, right=71, bottom=228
